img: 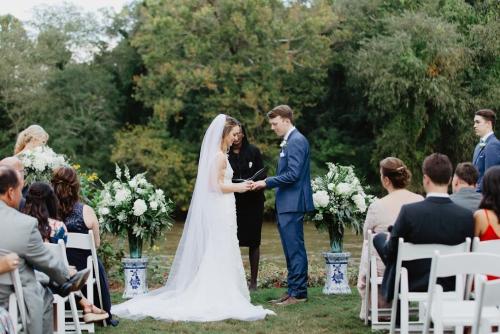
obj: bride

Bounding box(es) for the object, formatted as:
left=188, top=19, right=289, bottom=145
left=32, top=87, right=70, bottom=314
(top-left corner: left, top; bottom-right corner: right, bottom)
left=112, top=114, right=275, bottom=321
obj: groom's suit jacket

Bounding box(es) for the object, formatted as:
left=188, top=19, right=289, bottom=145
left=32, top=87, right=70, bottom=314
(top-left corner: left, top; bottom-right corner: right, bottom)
left=473, top=133, right=500, bottom=192
left=265, top=129, right=315, bottom=214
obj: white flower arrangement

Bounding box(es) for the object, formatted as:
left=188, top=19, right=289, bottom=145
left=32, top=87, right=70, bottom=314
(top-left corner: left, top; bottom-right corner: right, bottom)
left=96, top=165, right=174, bottom=243
left=311, top=163, right=374, bottom=251
left=18, top=145, right=69, bottom=186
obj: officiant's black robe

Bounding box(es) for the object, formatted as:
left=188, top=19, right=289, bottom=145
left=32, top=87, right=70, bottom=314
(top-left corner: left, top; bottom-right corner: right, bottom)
left=229, top=127, right=266, bottom=247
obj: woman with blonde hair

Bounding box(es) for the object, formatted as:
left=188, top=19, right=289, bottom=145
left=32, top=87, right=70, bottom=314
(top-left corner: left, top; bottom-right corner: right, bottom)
left=14, top=125, right=49, bottom=155
left=357, top=157, right=423, bottom=320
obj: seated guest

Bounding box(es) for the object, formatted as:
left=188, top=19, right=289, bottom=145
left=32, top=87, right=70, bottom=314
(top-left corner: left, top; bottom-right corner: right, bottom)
left=0, top=157, right=25, bottom=209
left=357, top=157, right=423, bottom=320
left=0, top=253, right=20, bottom=333
left=22, top=182, right=109, bottom=322
left=51, top=167, right=117, bottom=326
left=0, top=166, right=90, bottom=334
left=373, top=153, right=474, bottom=303
left=13, top=124, right=49, bottom=156
left=450, top=162, right=482, bottom=212
left=474, top=166, right=500, bottom=280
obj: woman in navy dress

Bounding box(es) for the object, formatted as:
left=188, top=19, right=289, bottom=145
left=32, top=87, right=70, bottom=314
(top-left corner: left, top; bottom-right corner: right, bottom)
left=51, top=167, right=118, bottom=326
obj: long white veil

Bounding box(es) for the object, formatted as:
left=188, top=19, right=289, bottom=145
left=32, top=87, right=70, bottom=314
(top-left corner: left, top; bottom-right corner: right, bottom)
left=151, top=114, right=226, bottom=295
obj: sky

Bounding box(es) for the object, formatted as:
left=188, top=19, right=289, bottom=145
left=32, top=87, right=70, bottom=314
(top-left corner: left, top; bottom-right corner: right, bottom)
left=0, top=0, right=132, bottom=22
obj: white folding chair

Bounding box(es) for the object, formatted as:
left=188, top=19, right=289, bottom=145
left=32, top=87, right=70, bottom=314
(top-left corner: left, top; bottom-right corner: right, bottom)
left=472, top=276, right=500, bottom=334
left=422, top=252, right=500, bottom=334
left=389, top=238, right=471, bottom=334
left=0, top=250, right=27, bottom=334
left=44, top=241, right=81, bottom=334
left=65, top=232, right=106, bottom=332
left=472, top=237, right=500, bottom=254
left=365, top=230, right=392, bottom=330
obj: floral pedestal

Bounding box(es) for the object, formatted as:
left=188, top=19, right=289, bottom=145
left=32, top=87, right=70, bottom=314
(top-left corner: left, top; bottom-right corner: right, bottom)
left=122, top=257, right=149, bottom=299
left=322, top=252, right=351, bottom=295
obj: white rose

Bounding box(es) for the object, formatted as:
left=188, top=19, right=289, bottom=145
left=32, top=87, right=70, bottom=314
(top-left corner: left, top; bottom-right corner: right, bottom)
left=133, top=199, right=147, bottom=216
left=99, top=207, right=110, bottom=216
left=336, top=183, right=352, bottom=195
left=312, top=190, right=330, bottom=208
left=352, top=194, right=367, bottom=213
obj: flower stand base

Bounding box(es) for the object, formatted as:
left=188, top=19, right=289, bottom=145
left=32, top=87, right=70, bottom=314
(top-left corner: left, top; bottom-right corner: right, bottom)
left=122, top=257, right=149, bottom=299
left=322, top=252, right=351, bottom=295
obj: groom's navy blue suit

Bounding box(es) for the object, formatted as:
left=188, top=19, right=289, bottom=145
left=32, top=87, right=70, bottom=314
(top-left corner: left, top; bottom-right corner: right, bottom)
left=265, top=128, right=314, bottom=298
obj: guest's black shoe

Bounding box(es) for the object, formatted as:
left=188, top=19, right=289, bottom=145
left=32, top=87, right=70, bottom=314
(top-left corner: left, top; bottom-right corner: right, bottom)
left=106, top=318, right=119, bottom=327
left=58, top=268, right=91, bottom=297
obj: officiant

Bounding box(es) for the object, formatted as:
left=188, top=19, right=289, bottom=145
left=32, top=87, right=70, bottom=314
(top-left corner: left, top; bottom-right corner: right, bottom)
left=229, top=125, right=266, bottom=291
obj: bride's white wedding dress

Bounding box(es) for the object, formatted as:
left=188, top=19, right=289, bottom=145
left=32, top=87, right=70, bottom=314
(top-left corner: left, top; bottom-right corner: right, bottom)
left=112, top=114, right=274, bottom=322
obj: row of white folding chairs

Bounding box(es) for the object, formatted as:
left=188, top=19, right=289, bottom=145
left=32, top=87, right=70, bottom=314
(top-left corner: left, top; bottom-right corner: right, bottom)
left=365, top=233, right=500, bottom=334
left=423, top=251, right=500, bottom=334
left=0, top=231, right=104, bottom=334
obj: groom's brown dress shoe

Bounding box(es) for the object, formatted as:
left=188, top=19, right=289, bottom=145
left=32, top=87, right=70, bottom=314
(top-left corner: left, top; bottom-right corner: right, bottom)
left=269, top=293, right=289, bottom=304
left=276, top=296, right=307, bottom=306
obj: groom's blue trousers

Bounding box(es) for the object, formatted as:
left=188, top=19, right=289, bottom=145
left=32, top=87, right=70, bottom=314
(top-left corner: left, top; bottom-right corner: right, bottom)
left=276, top=212, right=308, bottom=299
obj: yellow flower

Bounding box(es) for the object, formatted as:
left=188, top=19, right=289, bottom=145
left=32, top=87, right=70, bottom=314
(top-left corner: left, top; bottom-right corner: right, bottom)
left=87, top=172, right=98, bottom=182
left=72, top=164, right=81, bottom=170
left=152, top=245, right=160, bottom=252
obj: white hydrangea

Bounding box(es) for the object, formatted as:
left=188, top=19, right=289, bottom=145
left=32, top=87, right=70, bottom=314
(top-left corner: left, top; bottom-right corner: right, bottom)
left=115, top=188, right=131, bottom=204
left=352, top=194, right=367, bottom=213
left=99, top=207, right=110, bottom=216
left=133, top=199, right=147, bottom=216
left=128, top=179, right=138, bottom=189
left=313, top=190, right=330, bottom=208
left=336, top=182, right=352, bottom=195
left=149, top=200, right=158, bottom=211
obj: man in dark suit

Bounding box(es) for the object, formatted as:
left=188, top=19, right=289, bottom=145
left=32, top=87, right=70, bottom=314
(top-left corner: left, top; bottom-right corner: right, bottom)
left=373, top=153, right=474, bottom=302
left=253, top=105, right=315, bottom=306
left=450, top=162, right=482, bottom=213
left=473, top=109, right=500, bottom=192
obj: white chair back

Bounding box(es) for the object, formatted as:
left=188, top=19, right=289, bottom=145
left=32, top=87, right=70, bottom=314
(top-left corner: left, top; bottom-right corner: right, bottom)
left=389, top=238, right=471, bottom=334
left=66, top=232, right=105, bottom=327
left=472, top=237, right=500, bottom=253
left=473, top=277, right=500, bottom=334
left=0, top=250, right=27, bottom=333
left=423, top=252, right=500, bottom=334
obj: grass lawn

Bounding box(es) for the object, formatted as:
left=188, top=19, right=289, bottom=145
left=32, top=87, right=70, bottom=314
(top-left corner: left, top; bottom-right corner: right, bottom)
left=96, top=288, right=381, bottom=334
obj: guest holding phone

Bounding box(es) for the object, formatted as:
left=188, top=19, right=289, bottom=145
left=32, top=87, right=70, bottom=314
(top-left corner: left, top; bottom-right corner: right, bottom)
left=229, top=125, right=266, bottom=290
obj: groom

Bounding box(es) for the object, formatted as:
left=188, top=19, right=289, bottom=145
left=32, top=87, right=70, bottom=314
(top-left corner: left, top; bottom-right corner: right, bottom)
left=253, top=105, right=314, bottom=305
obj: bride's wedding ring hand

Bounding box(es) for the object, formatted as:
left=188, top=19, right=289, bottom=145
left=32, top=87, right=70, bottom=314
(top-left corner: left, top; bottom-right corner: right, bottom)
left=237, top=181, right=253, bottom=193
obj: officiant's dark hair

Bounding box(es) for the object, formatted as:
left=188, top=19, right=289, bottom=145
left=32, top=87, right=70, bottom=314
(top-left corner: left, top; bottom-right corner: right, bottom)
left=223, top=116, right=240, bottom=140
left=475, top=109, right=496, bottom=128
left=267, top=105, right=293, bottom=122
left=422, top=153, right=453, bottom=186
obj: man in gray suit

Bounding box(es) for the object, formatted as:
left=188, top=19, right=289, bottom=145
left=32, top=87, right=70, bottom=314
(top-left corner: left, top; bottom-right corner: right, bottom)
left=0, top=166, right=89, bottom=334
left=451, top=162, right=482, bottom=213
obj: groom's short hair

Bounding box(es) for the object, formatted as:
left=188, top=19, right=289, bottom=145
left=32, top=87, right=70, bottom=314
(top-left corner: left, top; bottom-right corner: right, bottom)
left=267, top=105, right=293, bottom=122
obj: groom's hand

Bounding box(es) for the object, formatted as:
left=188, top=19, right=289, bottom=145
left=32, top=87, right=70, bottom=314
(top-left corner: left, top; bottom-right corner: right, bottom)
left=252, top=180, right=266, bottom=191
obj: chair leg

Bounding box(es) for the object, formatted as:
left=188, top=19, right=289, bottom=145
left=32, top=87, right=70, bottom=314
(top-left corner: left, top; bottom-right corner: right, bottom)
left=55, top=301, right=64, bottom=334
left=69, top=294, right=81, bottom=334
